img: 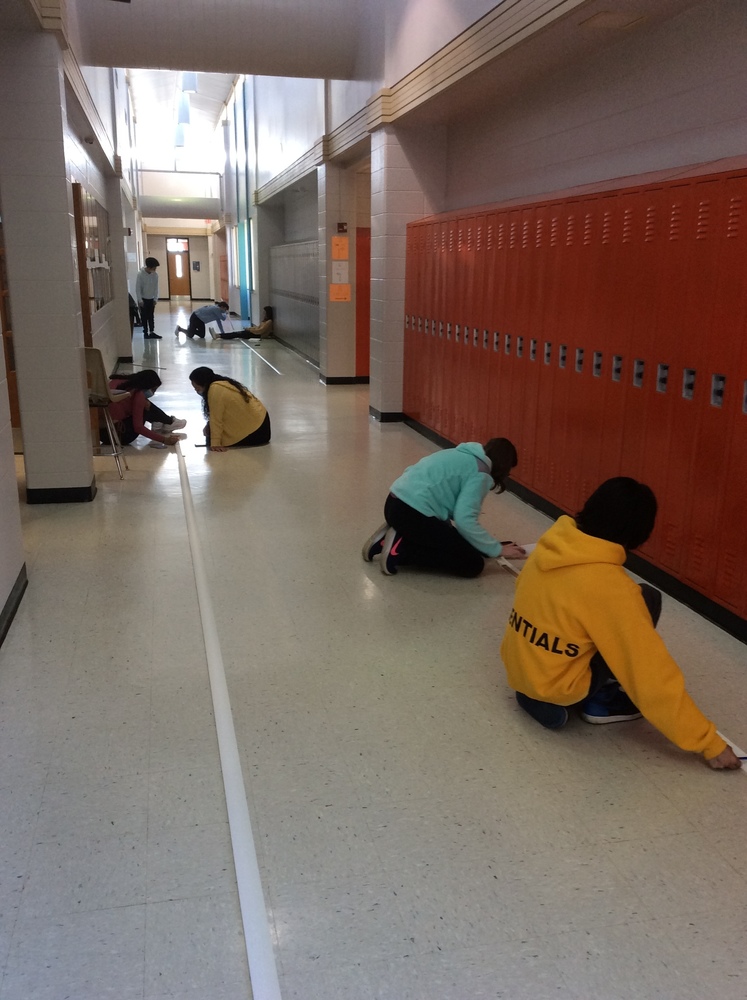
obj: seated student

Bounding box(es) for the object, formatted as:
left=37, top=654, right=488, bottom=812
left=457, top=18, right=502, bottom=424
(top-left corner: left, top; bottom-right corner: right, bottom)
left=362, top=438, right=525, bottom=577
left=213, top=305, right=274, bottom=341
left=175, top=301, right=229, bottom=339
left=500, top=477, right=741, bottom=770
left=107, top=370, right=186, bottom=448
left=189, top=366, right=271, bottom=451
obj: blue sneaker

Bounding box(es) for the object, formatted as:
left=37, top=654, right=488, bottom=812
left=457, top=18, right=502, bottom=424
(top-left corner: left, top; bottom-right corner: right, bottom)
left=581, top=683, right=642, bottom=724
left=362, top=523, right=388, bottom=562
left=515, top=692, right=569, bottom=730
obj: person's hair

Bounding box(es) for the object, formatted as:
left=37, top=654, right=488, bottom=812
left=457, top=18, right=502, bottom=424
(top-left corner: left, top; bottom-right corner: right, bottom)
left=144, top=257, right=160, bottom=268
left=216, top=300, right=229, bottom=310
left=482, top=437, right=518, bottom=493
left=263, top=306, right=274, bottom=321
left=189, top=366, right=253, bottom=417
left=575, top=477, right=657, bottom=551
left=112, top=369, right=161, bottom=393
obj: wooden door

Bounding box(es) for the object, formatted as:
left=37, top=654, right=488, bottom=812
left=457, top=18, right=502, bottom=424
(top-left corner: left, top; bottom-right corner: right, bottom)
left=167, top=247, right=191, bottom=296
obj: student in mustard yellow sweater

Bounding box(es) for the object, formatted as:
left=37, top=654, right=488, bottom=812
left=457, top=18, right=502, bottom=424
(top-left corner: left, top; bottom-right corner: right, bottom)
left=189, top=367, right=270, bottom=451
left=500, top=477, right=741, bottom=770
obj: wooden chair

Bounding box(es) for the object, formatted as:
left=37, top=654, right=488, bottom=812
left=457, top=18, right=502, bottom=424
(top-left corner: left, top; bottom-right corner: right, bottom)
left=84, top=347, right=130, bottom=479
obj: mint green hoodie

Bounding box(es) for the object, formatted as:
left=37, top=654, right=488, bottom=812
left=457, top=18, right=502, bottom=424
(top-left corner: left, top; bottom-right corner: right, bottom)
left=390, top=442, right=503, bottom=557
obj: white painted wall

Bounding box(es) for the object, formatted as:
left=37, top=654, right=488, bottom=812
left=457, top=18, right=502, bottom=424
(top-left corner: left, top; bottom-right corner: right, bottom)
left=445, top=1, right=747, bottom=210
left=253, top=77, right=324, bottom=188
left=383, top=0, right=496, bottom=86
left=328, top=79, right=379, bottom=133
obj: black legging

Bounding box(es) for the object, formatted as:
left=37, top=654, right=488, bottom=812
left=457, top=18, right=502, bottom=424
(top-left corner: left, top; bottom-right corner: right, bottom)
left=383, top=493, right=486, bottom=578
left=206, top=411, right=271, bottom=448
left=186, top=314, right=207, bottom=338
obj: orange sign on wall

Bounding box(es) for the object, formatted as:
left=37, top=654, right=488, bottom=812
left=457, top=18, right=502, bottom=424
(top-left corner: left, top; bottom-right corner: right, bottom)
left=329, top=283, right=351, bottom=302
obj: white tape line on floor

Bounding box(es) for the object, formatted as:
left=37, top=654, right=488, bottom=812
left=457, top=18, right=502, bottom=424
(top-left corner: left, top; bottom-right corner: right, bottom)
left=175, top=443, right=282, bottom=1000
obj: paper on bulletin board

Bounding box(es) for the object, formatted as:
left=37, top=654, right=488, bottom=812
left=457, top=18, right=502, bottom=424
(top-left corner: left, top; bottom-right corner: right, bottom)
left=329, top=283, right=351, bottom=302
left=331, top=236, right=349, bottom=260
left=331, top=261, right=349, bottom=283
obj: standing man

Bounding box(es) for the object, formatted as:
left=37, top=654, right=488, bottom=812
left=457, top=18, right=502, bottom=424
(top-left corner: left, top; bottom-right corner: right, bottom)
left=135, top=257, right=161, bottom=339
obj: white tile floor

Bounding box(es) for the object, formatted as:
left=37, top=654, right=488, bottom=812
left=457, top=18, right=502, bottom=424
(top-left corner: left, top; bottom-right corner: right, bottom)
left=1, top=303, right=746, bottom=1000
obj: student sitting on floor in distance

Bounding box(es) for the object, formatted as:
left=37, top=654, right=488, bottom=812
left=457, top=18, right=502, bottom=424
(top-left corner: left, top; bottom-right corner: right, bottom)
left=500, top=476, right=741, bottom=770
left=212, top=305, right=274, bottom=341
left=189, top=366, right=271, bottom=451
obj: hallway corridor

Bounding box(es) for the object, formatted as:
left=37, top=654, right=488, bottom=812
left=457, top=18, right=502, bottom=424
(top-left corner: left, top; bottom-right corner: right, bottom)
left=1, top=305, right=745, bottom=1000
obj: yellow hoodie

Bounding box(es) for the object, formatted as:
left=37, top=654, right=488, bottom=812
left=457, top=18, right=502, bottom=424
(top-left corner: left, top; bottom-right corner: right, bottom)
left=207, top=380, right=267, bottom=447
left=500, top=515, right=726, bottom=761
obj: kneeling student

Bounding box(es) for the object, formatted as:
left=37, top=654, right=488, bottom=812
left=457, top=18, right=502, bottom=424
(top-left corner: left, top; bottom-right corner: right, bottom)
left=500, top=477, right=740, bottom=770
left=189, top=366, right=270, bottom=451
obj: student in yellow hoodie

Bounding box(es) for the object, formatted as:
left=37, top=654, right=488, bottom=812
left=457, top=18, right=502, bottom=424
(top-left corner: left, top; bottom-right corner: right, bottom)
left=500, top=477, right=741, bottom=770
left=189, top=367, right=270, bottom=451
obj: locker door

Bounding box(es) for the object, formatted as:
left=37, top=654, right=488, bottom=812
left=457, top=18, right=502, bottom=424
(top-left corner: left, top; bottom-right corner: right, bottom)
left=654, top=182, right=714, bottom=577
left=530, top=202, right=564, bottom=502
left=683, top=175, right=747, bottom=602
left=545, top=201, right=585, bottom=509
left=710, top=173, right=747, bottom=614
left=403, top=222, right=420, bottom=422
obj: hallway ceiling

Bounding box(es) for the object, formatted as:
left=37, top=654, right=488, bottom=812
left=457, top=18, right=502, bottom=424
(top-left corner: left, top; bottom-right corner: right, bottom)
left=64, top=0, right=366, bottom=80
left=4, top=0, right=704, bottom=222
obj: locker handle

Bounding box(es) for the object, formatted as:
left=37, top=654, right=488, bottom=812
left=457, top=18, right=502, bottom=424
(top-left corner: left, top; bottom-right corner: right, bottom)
left=710, top=374, right=726, bottom=408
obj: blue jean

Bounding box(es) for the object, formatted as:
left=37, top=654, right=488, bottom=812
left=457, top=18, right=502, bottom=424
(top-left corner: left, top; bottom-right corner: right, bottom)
left=515, top=583, right=662, bottom=725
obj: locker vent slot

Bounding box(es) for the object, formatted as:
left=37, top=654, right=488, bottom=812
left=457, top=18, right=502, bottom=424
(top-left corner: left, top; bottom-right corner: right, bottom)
left=544, top=341, right=552, bottom=365
left=593, top=351, right=602, bottom=377
left=575, top=348, right=584, bottom=373
left=612, top=356, right=622, bottom=382
left=530, top=339, right=537, bottom=361
left=710, top=374, right=725, bottom=408
left=633, top=359, right=645, bottom=388
left=493, top=331, right=500, bottom=352
left=517, top=336, right=524, bottom=357
left=559, top=345, right=567, bottom=369
left=683, top=368, right=696, bottom=400
left=504, top=333, right=511, bottom=355
left=656, top=363, right=669, bottom=393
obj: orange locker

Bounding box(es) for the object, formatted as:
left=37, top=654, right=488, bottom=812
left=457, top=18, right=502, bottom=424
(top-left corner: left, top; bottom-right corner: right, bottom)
left=403, top=168, right=747, bottom=634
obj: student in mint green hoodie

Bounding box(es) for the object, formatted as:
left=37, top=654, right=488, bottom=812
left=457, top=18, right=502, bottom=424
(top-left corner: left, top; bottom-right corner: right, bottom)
left=362, top=438, right=525, bottom=578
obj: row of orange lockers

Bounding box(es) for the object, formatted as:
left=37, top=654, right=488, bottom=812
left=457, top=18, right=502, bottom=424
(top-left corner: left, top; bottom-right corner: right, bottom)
left=403, top=168, right=747, bottom=620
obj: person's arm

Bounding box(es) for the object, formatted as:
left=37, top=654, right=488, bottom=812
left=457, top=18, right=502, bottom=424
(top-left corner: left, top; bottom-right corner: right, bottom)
left=451, top=475, right=503, bottom=557
left=130, top=392, right=169, bottom=443
left=207, top=384, right=227, bottom=449
left=135, top=272, right=143, bottom=303
left=586, top=575, right=731, bottom=763
left=215, top=312, right=226, bottom=335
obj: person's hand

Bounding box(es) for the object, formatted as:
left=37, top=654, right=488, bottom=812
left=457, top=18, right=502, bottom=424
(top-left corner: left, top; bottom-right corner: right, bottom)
left=707, top=746, right=742, bottom=770
left=164, top=434, right=181, bottom=446
left=501, top=542, right=526, bottom=559
left=209, top=445, right=228, bottom=452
